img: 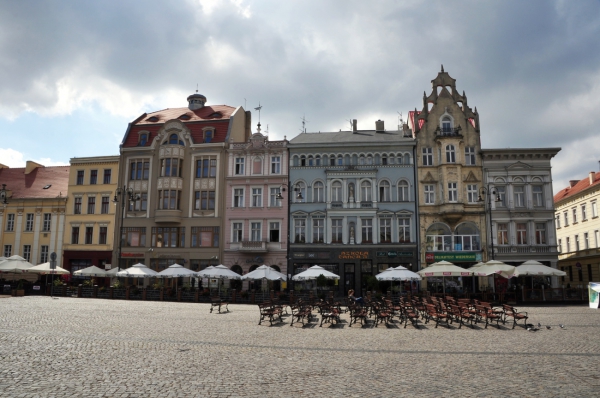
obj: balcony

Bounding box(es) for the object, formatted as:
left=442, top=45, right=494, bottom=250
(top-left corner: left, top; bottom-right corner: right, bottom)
left=434, top=126, right=462, bottom=138
left=495, top=245, right=557, bottom=254
left=438, top=203, right=465, bottom=223
left=155, top=209, right=182, bottom=223
left=236, top=240, right=268, bottom=253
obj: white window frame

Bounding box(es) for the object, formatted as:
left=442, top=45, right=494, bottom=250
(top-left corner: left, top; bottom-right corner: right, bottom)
left=271, top=156, right=281, bottom=174
left=379, top=181, right=390, bottom=202
left=582, top=204, right=588, bottom=221
left=532, top=185, right=544, bottom=207
left=516, top=223, right=528, bottom=245
left=251, top=187, right=262, bottom=208
left=294, top=218, right=306, bottom=243
left=233, top=188, right=245, bottom=208
left=445, top=144, right=456, bottom=163
left=361, top=181, right=372, bottom=202
left=592, top=201, right=598, bottom=218
left=331, top=181, right=342, bottom=202
left=232, top=222, right=243, bottom=243
left=269, top=187, right=282, bottom=207
left=313, top=182, right=324, bottom=203
left=25, top=213, right=34, bottom=232
left=465, top=147, right=475, bottom=165
left=535, top=223, right=546, bottom=245
left=331, top=219, right=343, bottom=243
left=268, top=221, right=280, bottom=243
left=398, top=181, right=409, bottom=202
left=572, top=207, right=578, bottom=224
left=467, top=184, right=478, bottom=204
left=379, top=218, right=391, bottom=243
left=497, top=223, right=509, bottom=245
left=234, top=157, right=245, bottom=175
left=361, top=218, right=373, bottom=243
left=250, top=221, right=262, bottom=242
left=448, top=182, right=458, bottom=203
left=313, top=218, right=324, bottom=243
left=424, top=185, right=435, bottom=204
left=398, top=218, right=411, bottom=243
left=422, top=147, right=433, bottom=166
left=6, top=214, right=15, bottom=231
left=514, top=186, right=525, bottom=207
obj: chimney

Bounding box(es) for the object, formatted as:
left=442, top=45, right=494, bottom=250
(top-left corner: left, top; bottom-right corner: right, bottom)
left=590, top=171, right=596, bottom=185
left=352, top=119, right=357, bottom=132
left=375, top=119, right=384, bottom=132
left=569, top=180, right=579, bottom=188
left=25, top=161, right=44, bottom=175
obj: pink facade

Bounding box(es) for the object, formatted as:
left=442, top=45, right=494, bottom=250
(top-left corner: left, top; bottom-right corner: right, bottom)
left=223, top=127, right=289, bottom=286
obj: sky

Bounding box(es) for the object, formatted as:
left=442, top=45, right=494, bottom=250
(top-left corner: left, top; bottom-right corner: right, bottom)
left=1, top=0, right=599, bottom=194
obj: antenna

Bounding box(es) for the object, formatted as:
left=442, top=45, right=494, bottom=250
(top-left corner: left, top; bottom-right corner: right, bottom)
left=346, top=118, right=353, bottom=131
left=397, top=111, right=404, bottom=130
left=196, top=83, right=198, bottom=93
left=300, top=115, right=309, bottom=133
left=254, top=102, right=262, bottom=124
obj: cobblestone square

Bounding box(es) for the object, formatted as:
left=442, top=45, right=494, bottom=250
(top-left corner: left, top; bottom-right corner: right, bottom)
left=1, top=297, right=599, bottom=397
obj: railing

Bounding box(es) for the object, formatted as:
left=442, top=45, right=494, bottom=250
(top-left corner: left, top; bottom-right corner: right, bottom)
left=360, top=202, right=373, bottom=208
left=436, top=127, right=462, bottom=137
left=495, top=245, right=557, bottom=254
left=521, top=288, right=586, bottom=302
left=239, top=240, right=267, bottom=251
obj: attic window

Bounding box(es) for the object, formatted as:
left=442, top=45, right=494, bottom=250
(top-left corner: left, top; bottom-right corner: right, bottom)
left=43, top=185, right=52, bottom=189
left=147, top=116, right=159, bottom=122
left=204, top=129, right=214, bottom=143
left=179, top=114, right=191, bottom=120
left=209, top=112, right=222, bottom=118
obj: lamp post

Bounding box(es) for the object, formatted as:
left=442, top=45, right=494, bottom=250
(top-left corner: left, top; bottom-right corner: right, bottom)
left=478, top=186, right=500, bottom=261
left=276, top=183, right=302, bottom=293
left=113, top=186, right=140, bottom=272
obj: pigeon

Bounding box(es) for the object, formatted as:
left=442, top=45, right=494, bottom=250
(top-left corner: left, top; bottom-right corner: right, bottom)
left=527, top=327, right=539, bottom=332
left=546, top=325, right=552, bottom=330
left=559, top=324, right=566, bottom=329
left=537, top=322, right=542, bottom=328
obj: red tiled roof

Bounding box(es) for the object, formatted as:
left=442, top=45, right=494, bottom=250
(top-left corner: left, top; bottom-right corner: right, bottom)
left=408, top=110, right=425, bottom=130
left=0, top=166, right=70, bottom=200
left=135, top=105, right=236, bottom=125
left=554, top=172, right=600, bottom=203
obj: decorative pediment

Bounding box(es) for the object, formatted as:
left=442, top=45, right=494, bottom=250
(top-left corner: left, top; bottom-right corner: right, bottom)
left=291, top=211, right=308, bottom=218
left=376, top=210, right=395, bottom=217
left=421, top=171, right=437, bottom=183
left=507, top=161, right=532, bottom=170
left=463, top=171, right=480, bottom=183
left=395, top=209, right=414, bottom=216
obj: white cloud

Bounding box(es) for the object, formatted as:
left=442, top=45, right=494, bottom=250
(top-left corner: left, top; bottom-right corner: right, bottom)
left=0, top=148, right=68, bottom=168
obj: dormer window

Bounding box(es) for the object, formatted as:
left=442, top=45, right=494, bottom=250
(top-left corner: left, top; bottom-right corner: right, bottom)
left=163, top=134, right=184, bottom=146
left=204, top=129, right=213, bottom=143
left=147, top=116, right=159, bottom=123
left=139, top=133, right=148, bottom=146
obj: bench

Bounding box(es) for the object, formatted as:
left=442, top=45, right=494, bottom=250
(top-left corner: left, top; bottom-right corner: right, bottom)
left=258, top=303, right=283, bottom=326
left=502, top=304, right=529, bottom=329
left=210, top=297, right=229, bottom=313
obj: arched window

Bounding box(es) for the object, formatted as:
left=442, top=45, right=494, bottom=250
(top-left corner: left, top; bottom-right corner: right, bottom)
left=381, top=155, right=387, bottom=165
left=337, top=155, right=343, bottom=166
left=454, top=223, right=480, bottom=251
left=379, top=181, right=390, bottom=202
left=139, top=133, right=148, bottom=146
left=426, top=223, right=452, bottom=251
left=300, top=155, right=306, bottom=167
left=315, top=155, right=321, bottom=166
left=332, top=181, right=342, bottom=202
left=359, top=156, right=365, bottom=165
left=169, top=134, right=183, bottom=145
left=398, top=181, right=409, bottom=202
left=361, top=180, right=372, bottom=202
left=446, top=144, right=456, bottom=163
left=367, top=156, right=373, bottom=165
left=294, top=182, right=306, bottom=203
left=442, top=116, right=452, bottom=133
left=313, top=181, right=324, bottom=202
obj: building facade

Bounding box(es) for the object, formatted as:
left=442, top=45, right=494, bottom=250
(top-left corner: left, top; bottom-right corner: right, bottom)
left=482, top=148, right=561, bottom=288
left=554, top=169, right=600, bottom=288
left=114, top=93, right=251, bottom=273
left=0, top=161, right=69, bottom=276
left=409, top=67, right=485, bottom=292
left=223, top=125, right=288, bottom=288
left=288, top=120, right=417, bottom=296
left=62, top=156, right=120, bottom=275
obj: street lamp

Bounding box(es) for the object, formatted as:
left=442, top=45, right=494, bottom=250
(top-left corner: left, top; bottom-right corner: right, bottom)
left=478, top=186, right=500, bottom=260
left=113, top=186, right=140, bottom=272
left=275, top=182, right=303, bottom=293
left=0, top=184, right=9, bottom=205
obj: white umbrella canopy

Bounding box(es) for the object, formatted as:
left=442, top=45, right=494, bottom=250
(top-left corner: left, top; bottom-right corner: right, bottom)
left=417, top=261, right=473, bottom=277
left=0, top=255, right=35, bottom=273
left=105, top=267, right=121, bottom=276
left=292, top=265, right=340, bottom=281
left=376, top=266, right=422, bottom=281
left=199, top=265, right=242, bottom=280
left=515, top=260, right=566, bottom=276
left=28, top=262, right=70, bottom=275
left=242, top=265, right=287, bottom=281
left=469, top=260, right=518, bottom=279
left=116, top=263, right=159, bottom=278
left=73, top=265, right=108, bottom=277
left=157, top=263, right=197, bottom=278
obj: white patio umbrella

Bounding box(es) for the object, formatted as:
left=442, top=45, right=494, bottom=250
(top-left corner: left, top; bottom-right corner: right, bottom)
left=516, top=260, right=566, bottom=276
left=28, top=262, right=70, bottom=275
left=417, top=261, right=473, bottom=294
left=291, top=265, right=340, bottom=281
left=469, top=260, right=518, bottom=279
left=73, top=265, right=108, bottom=277
left=116, top=263, right=158, bottom=278
left=242, top=265, right=287, bottom=281
left=157, top=264, right=197, bottom=292
left=198, top=265, right=241, bottom=294
left=0, top=255, right=35, bottom=284
left=376, top=266, right=421, bottom=294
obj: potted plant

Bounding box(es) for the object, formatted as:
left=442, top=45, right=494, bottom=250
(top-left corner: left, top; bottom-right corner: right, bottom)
left=16, top=280, right=25, bottom=297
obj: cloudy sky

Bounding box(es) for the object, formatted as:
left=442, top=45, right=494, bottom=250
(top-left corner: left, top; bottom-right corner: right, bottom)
left=1, top=0, right=599, bottom=193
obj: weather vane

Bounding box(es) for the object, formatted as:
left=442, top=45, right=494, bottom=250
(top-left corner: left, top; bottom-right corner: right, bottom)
left=254, top=102, right=262, bottom=124
left=301, top=115, right=308, bottom=133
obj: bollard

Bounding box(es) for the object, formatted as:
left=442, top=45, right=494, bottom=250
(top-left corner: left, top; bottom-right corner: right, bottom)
left=93, top=285, right=98, bottom=298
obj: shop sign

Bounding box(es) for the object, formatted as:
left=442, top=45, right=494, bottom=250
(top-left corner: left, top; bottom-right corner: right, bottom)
left=122, top=252, right=145, bottom=258
left=426, top=252, right=482, bottom=263
left=377, top=251, right=413, bottom=257
left=338, top=251, right=369, bottom=260
left=293, top=253, right=306, bottom=258
left=246, top=257, right=264, bottom=263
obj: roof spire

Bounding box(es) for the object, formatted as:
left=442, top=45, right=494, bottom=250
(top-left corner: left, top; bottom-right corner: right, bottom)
left=441, top=64, right=444, bottom=73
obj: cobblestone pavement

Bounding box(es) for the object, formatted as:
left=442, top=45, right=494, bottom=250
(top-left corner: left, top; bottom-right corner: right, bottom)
left=1, top=297, right=599, bottom=397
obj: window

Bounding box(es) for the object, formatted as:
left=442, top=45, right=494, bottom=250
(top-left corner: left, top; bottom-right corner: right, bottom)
left=87, top=197, right=96, bottom=214
left=6, top=214, right=14, bottom=231
left=40, top=213, right=51, bottom=232
left=379, top=181, right=390, bottom=202
left=77, top=170, right=84, bottom=185
left=195, top=191, right=215, bottom=210
left=100, top=196, right=110, bottom=214
left=558, top=239, right=562, bottom=253
left=167, top=134, right=183, bottom=145
left=596, top=230, right=599, bottom=248
left=160, top=158, right=181, bottom=177
left=467, top=184, right=478, bottom=203
left=307, top=156, right=314, bottom=166
left=361, top=181, right=372, bottom=202
left=90, top=170, right=98, bottom=185
left=532, top=185, right=544, bottom=207
left=74, top=197, right=82, bottom=215
left=575, top=235, right=580, bottom=251
left=454, top=223, right=481, bottom=251
left=592, top=201, right=598, bottom=218
left=191, top=227, right=219, bottom=247
left=441, top=116, right=452, bottom=133
left=139, top=133, right=148, bottom=146
left=204, top=129, right=213, bottom=143
left=294, top=219, right=306, bottom=243
left=398, top=181, right=409, bottom=202
left=195, top=156, right=217, bottom=178
left=40, top=246, right=49, bottom=263
left=251, top=188, right=262, bottom=207
left=103, top=169, right=112, bottom=184
left=235, top=158, right=245, bottom=175
left=464, top=147, right=476, bottom=165
left=99, top=226, right=107, bottom=245
left=584, top=232, right=589, bottom=249
left=25, top=213, right=34, bottom=232
left=516, top=223, right=527, bottom=245
left=232, top=223, right=243, bottom=242
left=129, top=192, right=147, bottom=212
left=424, top=185, right=435, bottom=204
left=514, top=186, right=524, bottom=207
left=379, top=218, right=391, bottom=243
left=250, top=222, right=262, bottom=241
left=564, top=211, right=569, bottom=226
left=269, top=222, right=280, bottom=242
left=121, top=227, right=146, bottom=247
left=313, top=182, right=324, bottom=203
left=337, top=156, right=343, bottom=166
left=399, top=219, right=411, bottom=243
left=582, top=204, right=588, bottom=221
left=497, top=223, right=508, bottom=245
left=330, top=157, right=336, bottom=166
left=566, top=237, right=571, bottom=252
left=23, top=245, right=31, bottom=262
left=233, top=189, right=244, bottom=208
left=361, top=219, right=373, bottom=243
left=295, top=182, right=306, bottom=203
left=130, top=160, right=150, bottom=180
left=422, top=147, right=433, bottom=166
left=271, top=156, right=281, bottom=174
left=158, top=190, right=181, bottom=210
left=252, top=157, right=263, bottom=175
left=71, top=227, right=80, bottom=244
left=313, top=219, right=324, bottom=243
left=556, top=214, right=560, bottom=228
left=332, top=182, right=342, bottom=202
left=445, top=144, right=456, bottom=163
left=3, top=245, right=11, bottom=257
left=151, top=227, right=185, bottom=248
left=448, top=182, right=457, bottom=202
left=496, top=186, right=506, bottom=207
left=535, top=223, right=546, bottom=245
left=300, top=156, right=306, bottom=166
left=331, top=219, right=342, bottom=243
left=85, top=227, right=93, bottom=244
left=572, top=208, right=578, bottom=224
left=270, top=187, right=282, bottom=207
left=382, top=155, right=387, bottom=165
